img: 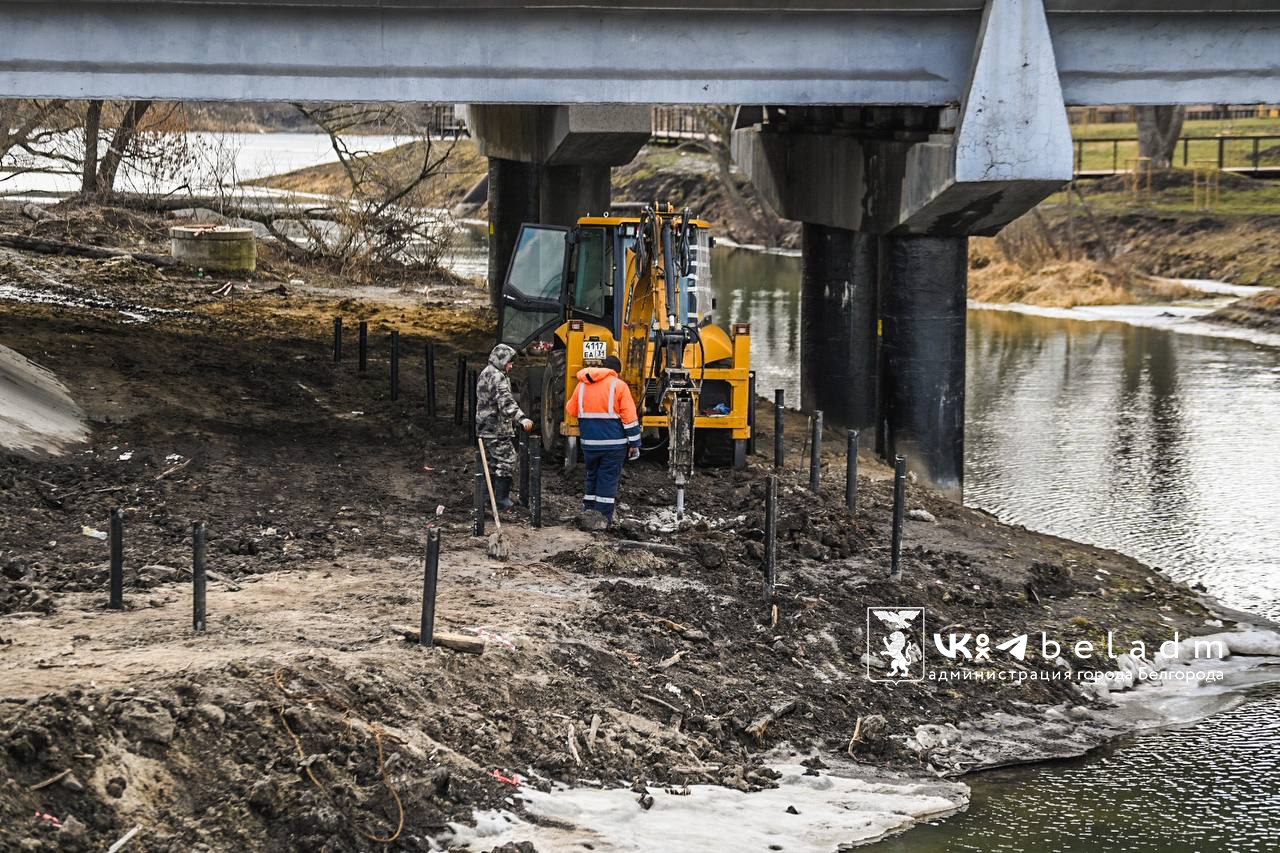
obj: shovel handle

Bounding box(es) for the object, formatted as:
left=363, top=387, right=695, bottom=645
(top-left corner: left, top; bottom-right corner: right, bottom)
left=477, top=439, right=502, bottom=530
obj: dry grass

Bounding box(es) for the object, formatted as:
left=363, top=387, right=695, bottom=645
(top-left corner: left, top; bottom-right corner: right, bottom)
left=251, top=139, right=487, bottom=208
left=968, top=239, right=1201, bottom=307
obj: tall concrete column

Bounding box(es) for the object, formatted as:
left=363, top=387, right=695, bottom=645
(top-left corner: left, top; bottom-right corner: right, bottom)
left=486, top=157, right=540, bottom=307
left=540, top=164, right=611, bottom=227
left=879, top=236, right=967, bottom=499
left=799, top=224, right=878, bottom=440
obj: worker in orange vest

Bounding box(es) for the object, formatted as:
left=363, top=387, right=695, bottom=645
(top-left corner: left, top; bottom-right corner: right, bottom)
left=564, top=355, right=641, bottom=524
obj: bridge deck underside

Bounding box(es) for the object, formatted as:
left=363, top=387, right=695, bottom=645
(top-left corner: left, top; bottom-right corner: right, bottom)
left=2, top=4, right=1279, bottom=105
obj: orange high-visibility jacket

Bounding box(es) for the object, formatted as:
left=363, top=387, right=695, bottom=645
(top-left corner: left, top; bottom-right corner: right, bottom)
left=565, top=367, right=641, bottom=450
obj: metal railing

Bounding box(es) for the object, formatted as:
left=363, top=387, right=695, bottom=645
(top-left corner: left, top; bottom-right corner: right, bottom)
left=1074, top=134, right=1280, bottom=176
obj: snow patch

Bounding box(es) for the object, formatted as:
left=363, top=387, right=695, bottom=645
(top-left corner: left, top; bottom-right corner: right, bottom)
left=447, top=765, right=966, bottom=852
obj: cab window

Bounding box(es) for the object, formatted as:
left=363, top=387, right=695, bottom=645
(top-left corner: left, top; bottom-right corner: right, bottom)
left=572, top=226, right=610, bottom=319
left=507, top=226, right=566, bottom=302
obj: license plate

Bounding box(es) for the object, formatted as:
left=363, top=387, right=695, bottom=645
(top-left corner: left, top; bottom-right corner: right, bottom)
left=582, top=340, right=607, bottom=361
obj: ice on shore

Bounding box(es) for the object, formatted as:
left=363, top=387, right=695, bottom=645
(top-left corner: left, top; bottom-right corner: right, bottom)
left=448, top=765, right=966, bottom=852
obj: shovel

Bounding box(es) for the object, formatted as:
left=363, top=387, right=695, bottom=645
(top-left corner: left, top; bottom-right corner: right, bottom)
left=477, top=439, right=512, bottom=560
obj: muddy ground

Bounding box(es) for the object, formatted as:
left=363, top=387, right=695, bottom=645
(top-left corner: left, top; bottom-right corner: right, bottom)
left=0, top=204, right=1232, bottom=851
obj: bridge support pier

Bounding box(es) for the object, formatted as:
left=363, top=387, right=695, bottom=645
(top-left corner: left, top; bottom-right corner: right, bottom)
left=465, top=104, right=650, bottom=306
left=733, top=0, right=1073, bottom=500
left=800, top=224, right=878, bottom=442
left=878, top=236, right=968, bottom=501
left=539, top=164, right=611, bottom=227
left=486, top=158, right=541, bottom=306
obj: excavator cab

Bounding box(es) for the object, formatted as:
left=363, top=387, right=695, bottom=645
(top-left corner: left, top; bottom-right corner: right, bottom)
left=498, top=206, right=752, bottom=511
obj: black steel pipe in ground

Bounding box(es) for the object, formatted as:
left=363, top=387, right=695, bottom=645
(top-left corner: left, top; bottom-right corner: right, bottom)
left=358, top=321, right=368, bottom=373
left=108, top=508, right=123, bottom=609
left=425, top=341, right=437, bottom=417
left=333, top=317, right=342, bottom=363
left=763, top=474, right=778, bottom=601
left=530, top=442, right=543, bottom=528
left=420, top=528, right=440, bottom=649
left=454, top=356, right=466, bottom=424
left=773, top=389, right=785, bottom=469
left=890, top=454, right=906, bottom=581
left=519, top=431, right=530, bottom=508
left=473, top=453, right=486, bottom=537
left=845, top=429, right=859, bottom=514
left=809, top=410, right=823, bottom=492
left=879, top=236, right=967, bottom=499
left=747, top=371, right=757, bottom=456
left=467, top=369, right=478, bottom=441
left=390, top=330, right=400, bottom=401
left=192, top=521, right=206, bottom=633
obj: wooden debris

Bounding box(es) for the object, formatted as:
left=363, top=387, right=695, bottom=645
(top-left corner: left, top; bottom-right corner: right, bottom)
left=638, top=693, right=683, bottom=716
left=744, top=698, right=798, bottom=742
left=390, top=624, right=484, bottom=655
left=847, top=715, right=864, bottom=757
left=154, top=458, right=192, bottom=481
left=656, top=649, right=687, bottom=670
left=107, top=825, right=142, bottom=853
left=0, top=232, right=175, bottom=267
left=27, top=768, right=70, bottom=791
left=586, top=713, right=601, bottom=753
left=566, top=723, right=582, bottom=766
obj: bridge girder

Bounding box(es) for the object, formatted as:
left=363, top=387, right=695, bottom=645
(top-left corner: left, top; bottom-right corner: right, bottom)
left=2, top=1, right=1280, bottom=105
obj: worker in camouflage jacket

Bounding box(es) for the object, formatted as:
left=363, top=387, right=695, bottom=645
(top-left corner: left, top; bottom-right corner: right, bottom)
left=476, top=343, right=534, bottom=509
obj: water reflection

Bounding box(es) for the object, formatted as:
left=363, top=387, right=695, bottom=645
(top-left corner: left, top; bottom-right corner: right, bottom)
left=964, top=307, right=1280, bottom=622
left=869, top=687, right=1280, bottom=853
left=707, top=246, right=1280, bottom=623
left=710, top=247, right=802, bottom=404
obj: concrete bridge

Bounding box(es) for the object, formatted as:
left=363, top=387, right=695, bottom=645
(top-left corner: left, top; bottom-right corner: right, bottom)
left=5, top=0, right=1280, bottom=496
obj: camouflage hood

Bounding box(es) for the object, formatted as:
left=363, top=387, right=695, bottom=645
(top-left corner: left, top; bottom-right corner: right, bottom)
left=488, top=343, right=517, bottom=370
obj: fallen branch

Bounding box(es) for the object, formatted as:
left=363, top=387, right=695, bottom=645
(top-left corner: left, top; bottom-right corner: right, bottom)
left=847, top=715, right=863, bottom=757
left=656, top=649, right=687, bottom=670
left=390, top=624, right=484, bottom=655
left=107, top=825, right=141, bottom=853
left=638, top=693, right=683, bottom=716
left=154, top=458, right=192, bottom=481
left=0, top=232, right=175, bottom=267
left=744, top=698, right=798, bottom=743
left=27, top=768, right=70, bottom=791
left=566, top=723, right=582, bottom=766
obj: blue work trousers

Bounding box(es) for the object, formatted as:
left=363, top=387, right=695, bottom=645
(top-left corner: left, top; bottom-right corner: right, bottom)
left=582, top=447, right=628, bottom=521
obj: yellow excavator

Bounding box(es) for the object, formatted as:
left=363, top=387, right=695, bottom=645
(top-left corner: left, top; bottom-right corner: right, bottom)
left=497, top=203, right=752, bottom=515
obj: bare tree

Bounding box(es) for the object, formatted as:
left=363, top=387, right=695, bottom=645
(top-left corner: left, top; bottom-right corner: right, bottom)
left=283, top=102, right=460, bottom=275
left=1135, top=105, right=1186, bottom=169
left=0, top=99, right=71, bottom=180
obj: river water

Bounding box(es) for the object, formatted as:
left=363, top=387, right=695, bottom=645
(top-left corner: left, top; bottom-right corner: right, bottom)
left=0, top=131, right=407, bottom=198
left=710, top=245, right=1280, bottom=852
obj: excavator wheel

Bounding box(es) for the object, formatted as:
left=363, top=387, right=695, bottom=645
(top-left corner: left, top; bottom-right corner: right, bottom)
left=695, top=429, right=737, bottom=468
left=540, top=349, right=569, bottom=465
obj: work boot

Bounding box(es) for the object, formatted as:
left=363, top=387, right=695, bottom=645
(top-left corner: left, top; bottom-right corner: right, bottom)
left=494, top=476, right=515, bottom=510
